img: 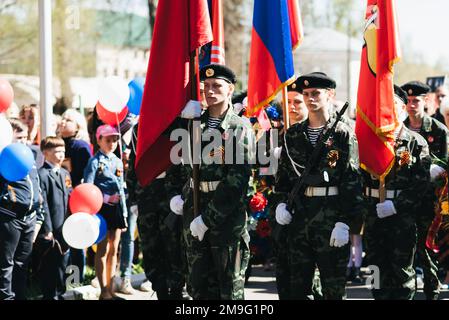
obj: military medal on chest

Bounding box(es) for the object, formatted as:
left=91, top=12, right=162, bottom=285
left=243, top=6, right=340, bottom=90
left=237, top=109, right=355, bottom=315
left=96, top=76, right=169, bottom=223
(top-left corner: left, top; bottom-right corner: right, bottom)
left=327, top=150, right=339, bottom=168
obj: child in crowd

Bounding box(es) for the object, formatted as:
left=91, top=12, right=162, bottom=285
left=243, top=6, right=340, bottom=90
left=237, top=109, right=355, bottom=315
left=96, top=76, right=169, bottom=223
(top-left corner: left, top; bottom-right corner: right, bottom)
left=0, top=119, right=43, bottom=300
left=83, top=124, right=127, bottom=300
left=59, top=108, right=92, bottom=283
left=37, top=137, right=72, bottom=300
left=19, top=104, right=40, bottom=145
left=9, top=119, right=29, bottom=144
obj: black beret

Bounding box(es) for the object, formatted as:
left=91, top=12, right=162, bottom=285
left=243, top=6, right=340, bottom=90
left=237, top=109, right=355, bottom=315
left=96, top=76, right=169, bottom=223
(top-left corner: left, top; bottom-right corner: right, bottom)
left=296, top=72, right=336, bottom=93
left=401, top=81, right=431, bottom=97
left=200, top=64, right=236, bottom=84
left=394, top=85, right=408, bottom=105
left=232, top=90, right=247, bottom=104
left=287, top=77, right=302, bottom=93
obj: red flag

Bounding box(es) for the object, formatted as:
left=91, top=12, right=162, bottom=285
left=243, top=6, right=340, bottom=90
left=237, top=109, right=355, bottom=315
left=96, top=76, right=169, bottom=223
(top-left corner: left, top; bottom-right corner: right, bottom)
left=136, top=0, right=212, bottom=186
left=287, top=0, right=304, bottom=51
left=210, top=0, right=225, bottom=64
left=355, top=0, right=401, bottom=179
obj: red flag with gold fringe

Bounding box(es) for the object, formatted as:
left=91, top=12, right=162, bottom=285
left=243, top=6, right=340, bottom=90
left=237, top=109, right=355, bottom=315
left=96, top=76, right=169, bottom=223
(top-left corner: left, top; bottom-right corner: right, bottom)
left=355, top=0, right=401, bottom=179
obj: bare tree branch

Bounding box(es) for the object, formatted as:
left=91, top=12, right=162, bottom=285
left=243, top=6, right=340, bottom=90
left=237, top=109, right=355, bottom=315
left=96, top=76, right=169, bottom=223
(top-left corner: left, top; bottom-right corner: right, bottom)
left=0, top=0, right=18, bottom=13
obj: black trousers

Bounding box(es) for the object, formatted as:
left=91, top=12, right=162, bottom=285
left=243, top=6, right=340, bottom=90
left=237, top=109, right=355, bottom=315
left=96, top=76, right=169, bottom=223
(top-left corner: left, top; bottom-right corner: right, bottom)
left=35, top=239, right=70, bottom=300
left=0, top=214, right=36, bottom=300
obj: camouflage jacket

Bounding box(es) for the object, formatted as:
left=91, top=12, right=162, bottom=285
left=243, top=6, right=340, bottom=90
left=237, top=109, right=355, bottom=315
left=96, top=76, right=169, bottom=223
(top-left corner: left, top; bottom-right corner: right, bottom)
left=274, top=112, right=365, bottom=226
left=182, top=106, right=255, bottom=245
left=404, top=115, right=448, bottom=161
left=361, top=126, right=431, bottom=216
left=127, top=121, right=188, bottom=207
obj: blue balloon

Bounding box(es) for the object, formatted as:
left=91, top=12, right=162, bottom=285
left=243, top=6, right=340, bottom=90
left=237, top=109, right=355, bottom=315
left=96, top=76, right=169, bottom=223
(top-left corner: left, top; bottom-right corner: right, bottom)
left=0, top=143, right=34, bottom=181
left=93, top=214, right=107, bottom=244
left=127, top=77, right=145, bottom=115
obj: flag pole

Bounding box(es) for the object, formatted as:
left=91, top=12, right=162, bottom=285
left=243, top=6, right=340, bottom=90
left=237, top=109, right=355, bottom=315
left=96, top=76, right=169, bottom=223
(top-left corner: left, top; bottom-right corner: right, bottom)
left=282, top=86, right=290, bottom=130
left=379, top=176, right=386, bottom=203
left=190, top=49, right=201, bottom=217
left=39, top=0, right=53, bottom=138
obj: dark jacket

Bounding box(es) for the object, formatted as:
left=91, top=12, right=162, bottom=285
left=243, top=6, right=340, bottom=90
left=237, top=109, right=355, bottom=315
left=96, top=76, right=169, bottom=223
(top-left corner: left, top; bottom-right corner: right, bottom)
left=63, top=137, right=93, bottom=187
left=0, top=165, right=44, bottom=223
left=38, top=162, right=72, bottom=242
left=404, top=115, right=448, bottom=160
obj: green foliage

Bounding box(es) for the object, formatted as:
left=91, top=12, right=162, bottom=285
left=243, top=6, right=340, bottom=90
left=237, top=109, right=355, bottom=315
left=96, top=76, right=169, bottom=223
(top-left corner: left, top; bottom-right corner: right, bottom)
left=395, top=61, right=448, bottom=86
left=0, top=1, right=39, bottom=75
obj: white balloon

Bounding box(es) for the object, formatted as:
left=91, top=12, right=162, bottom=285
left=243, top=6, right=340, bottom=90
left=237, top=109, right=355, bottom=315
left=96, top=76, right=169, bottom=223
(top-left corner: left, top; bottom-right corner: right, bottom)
left=62, top=212, right=100, bottom=249
left=98, top=76, right=130, bottom=113
left=0, top=114, right=13, bottom=153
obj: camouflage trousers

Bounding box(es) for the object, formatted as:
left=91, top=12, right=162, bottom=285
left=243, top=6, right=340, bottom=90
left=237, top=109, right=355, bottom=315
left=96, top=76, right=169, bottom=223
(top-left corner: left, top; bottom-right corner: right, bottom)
left=286, top=201, right=348, bottom=300
left=273, top=224, right=290, bottom=300
left=273, top=223, right=323, bottom=300
left=416, top=215, right=440, bottom=300
left=364, top=211, right=417, bottom=300
left=137, top=199, right=185, bottom=297
left=184, top=229, right=250, bottom=300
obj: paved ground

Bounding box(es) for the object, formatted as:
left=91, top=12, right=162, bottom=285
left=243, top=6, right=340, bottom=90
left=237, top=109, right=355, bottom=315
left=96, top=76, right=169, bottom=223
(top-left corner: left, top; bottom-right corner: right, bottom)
left=66, top=265, right=449, bottom=300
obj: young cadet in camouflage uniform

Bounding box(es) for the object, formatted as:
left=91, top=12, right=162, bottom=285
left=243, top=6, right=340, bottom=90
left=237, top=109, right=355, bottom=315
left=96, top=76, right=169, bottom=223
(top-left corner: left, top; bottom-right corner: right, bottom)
left=126, top=124, right=186, bottom=300
left=270, top=78, right=323, bottom=300
left=274, top=72, right=364, bottom=300
left=172, top=64, right=254, bottom=300
left=401, top=81, right=448, bottom=300
left=362, top=85, right=432, bottom=300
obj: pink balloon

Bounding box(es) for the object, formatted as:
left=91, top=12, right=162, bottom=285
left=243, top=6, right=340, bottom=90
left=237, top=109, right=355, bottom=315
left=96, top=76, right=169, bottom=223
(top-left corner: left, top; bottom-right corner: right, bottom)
left=0, top=78, right=14, bottom=113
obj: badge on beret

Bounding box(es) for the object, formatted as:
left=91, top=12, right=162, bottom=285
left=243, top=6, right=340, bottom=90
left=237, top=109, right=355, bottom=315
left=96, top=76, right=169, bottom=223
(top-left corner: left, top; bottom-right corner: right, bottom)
left=304, top=80, right=309, bottom=87
left=206, top=68, right=214, bottom=77
left=408, top=89, right=413, bottom=95
left=292, top=83, right=297, bottom=89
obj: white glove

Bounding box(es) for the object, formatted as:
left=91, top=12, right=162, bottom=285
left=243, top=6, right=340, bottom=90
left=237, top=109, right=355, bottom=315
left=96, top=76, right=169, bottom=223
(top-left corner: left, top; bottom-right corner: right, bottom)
left=169, top=195, right=184, bottom=216
left=234, top=102, right=244, bottom=115
left=190, top=215, right=209, bottom=241
left=129, top=205, right=138, bottom=216
left=430, top=164, right=446, bottom=182
left=329, top=222, right=349, bottom=247
left=273, top=147, right=282, bottom=160
left=376, top=200, right=397, bottom=219
left=180, top=100, right=202, bottom=119
left=275, top=203, right=292, bottom=225
left=103, top=194, right=120, bottom=204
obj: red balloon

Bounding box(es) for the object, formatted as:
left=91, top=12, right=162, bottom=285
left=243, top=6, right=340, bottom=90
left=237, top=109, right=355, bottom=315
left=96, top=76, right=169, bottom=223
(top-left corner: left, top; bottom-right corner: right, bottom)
left=0, top=78, right=14, bottom=113
left=96, top=101, right=128, bottom=126
left=69, top=183, right=103, bottom=215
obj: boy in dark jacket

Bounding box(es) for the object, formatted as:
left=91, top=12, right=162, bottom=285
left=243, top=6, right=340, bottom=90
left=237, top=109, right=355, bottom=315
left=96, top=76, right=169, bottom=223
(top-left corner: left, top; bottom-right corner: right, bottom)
left=36, top=136, right=72, bottom=300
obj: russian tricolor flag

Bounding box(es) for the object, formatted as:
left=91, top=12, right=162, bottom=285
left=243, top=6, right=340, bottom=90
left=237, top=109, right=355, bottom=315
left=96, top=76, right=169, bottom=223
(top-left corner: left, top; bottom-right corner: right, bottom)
left=246, top=0, right=303, bottom=117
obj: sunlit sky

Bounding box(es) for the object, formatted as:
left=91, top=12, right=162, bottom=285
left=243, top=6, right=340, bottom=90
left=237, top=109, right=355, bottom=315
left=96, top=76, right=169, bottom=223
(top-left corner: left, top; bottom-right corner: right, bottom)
left=96, top=0, right=449, bottom=70
left=316, top=0, right=449, bottom=70
left=396, top=0, right=449, bottom=69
